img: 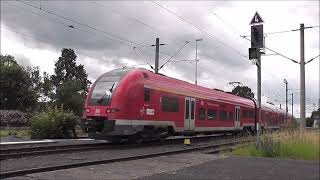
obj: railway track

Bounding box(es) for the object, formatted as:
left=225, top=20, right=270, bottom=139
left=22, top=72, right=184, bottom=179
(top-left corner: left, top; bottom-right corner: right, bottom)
left=0, top=136, right=253, bottom=179
left=0, top=134, right=234, bottom=160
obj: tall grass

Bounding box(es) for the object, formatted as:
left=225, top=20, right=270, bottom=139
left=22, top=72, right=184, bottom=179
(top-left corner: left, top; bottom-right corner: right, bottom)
left=233, top=129, right=320, bottom=161
left=0, top=129, right=30, bottom=138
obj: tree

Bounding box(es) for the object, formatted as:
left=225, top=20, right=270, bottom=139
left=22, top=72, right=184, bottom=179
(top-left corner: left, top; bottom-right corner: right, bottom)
left=51, top=49, right=91, bottom=116
left=231, top=85, right=255, bottom=99
left=55, top=80, right=86, bottom=116
left=51, top=48, right=90, bottom=95
left=41, top=72, right=53, bottom=98
left=0, top=55, right=39, bottom=111
left=306, top=117, right=313, bottom=127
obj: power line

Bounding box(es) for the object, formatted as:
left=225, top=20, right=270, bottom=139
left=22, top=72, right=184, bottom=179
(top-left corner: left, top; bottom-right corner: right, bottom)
left=240, top=36, right=299, bottom=64
left=242, top=26, right=319, bottom=37
left=13, top=0, right=223, bottom=78
left=4, top=1, right=117, bottom=43
left=159, top=41, right=190, bottom=69
left=5, top=1, right=235, bottom=86
left=264, top=29, right=299, bottom=35
left=16, top=0, right=146, bottom=47
left=264, top=47, right=299, bottom=64
left=151, top=1, right=248, bottom=60
left=93, top=1, right=158, bottom=32
left=8, top=1, right=163, bottom=66
left=208, top=9, right=246, bottom=41
left=1, top=26, right=115, bottom=63
left=208, top=9, right=314, bottom=66
left=306, top=54, right=320, bottom=64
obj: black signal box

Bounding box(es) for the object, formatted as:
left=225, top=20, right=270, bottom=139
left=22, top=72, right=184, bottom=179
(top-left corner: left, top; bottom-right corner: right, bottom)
left=249, top=48, right=260, bottom=60
left=251, top=25, right=263, bottom=48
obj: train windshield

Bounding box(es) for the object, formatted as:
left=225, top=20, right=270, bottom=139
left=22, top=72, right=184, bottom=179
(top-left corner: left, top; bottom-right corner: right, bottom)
left=88, top=68, right=132, bottom=106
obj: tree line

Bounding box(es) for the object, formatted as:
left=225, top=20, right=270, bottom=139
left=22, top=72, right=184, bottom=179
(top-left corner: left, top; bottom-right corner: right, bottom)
left=0, top=48, right=91, bottom=117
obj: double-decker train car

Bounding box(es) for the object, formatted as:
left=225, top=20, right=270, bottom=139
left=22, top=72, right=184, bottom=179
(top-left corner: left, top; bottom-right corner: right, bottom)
left=83, top=68, right=286, bottom=142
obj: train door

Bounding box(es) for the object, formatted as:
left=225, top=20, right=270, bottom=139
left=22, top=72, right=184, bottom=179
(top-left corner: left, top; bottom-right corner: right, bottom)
left=235, top=106, right=240, bottom=130
left=184, top=97, right=195, bottom=131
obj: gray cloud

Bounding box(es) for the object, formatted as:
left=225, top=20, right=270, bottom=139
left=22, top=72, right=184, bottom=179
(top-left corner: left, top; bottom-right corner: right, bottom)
left=1, top=1, right=319, bottom=116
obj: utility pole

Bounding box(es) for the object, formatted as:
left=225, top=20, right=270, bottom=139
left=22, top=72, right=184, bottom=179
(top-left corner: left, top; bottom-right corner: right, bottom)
left=257, top=55, right=261, bottom=138
left=300, top=23, right=306, bottom=129
left=195, top=39, right=202, bottom=85
left=291, top=93, right=294, bottom=120
left=155, top=38, right=160, bottom=74
left=284, top=79, right=288, bottom=123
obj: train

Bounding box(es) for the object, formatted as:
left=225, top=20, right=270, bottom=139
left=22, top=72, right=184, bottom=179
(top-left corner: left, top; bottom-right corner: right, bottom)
left=83, top=67, right=289, bottom=142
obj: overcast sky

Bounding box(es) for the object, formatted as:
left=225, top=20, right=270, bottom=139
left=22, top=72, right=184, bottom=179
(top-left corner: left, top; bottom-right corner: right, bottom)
left=1, top=1, right=319, bottom=117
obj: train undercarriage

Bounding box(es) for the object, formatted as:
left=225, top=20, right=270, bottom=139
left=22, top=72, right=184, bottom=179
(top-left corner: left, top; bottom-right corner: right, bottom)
left=85, top=117, right=257, bottom=143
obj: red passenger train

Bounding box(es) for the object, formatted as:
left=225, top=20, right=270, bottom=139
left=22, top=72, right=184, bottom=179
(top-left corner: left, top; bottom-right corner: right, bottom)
left=83, top=68, right=287, bottom=142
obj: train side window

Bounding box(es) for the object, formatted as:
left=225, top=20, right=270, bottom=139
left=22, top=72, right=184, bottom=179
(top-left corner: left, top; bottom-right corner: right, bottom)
left=199, top=108, right=206, bottom=120
left=191, top=101, right=195, bottom=119
left=162, top=96, right=179, bottom=112
left=185, top=100, right=189, bottom=118
left=242, top=110, right=249, bottom=118
left=207, top=109, right=217, bottom=120
left=228, top=112, right=233, bottom=121
left=144, top=88, right=150, bottom=102
left=219, top=110, right=227, bottom=121
left=249, top=111, right=254, bottom=118
left=261, top=112, right=265, bottom=121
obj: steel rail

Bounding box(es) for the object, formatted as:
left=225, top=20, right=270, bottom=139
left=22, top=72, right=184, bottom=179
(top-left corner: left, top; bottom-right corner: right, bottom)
left=0, top=134, right=232, bottom=160
left=0, top=138, right=253, bottom=179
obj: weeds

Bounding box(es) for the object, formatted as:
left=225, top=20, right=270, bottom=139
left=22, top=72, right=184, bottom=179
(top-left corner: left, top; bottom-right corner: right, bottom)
left=233, top=129, right=320, bottom=161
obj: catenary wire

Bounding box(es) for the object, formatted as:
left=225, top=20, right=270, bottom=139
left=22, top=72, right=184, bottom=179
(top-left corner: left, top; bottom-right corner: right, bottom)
left=151, top=1, right=248, bottom=60
left=16, top=0, right=147, bottom=47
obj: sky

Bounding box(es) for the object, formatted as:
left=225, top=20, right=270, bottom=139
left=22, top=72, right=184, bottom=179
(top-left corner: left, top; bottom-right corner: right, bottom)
left=1, top=0, right=319, bottom=117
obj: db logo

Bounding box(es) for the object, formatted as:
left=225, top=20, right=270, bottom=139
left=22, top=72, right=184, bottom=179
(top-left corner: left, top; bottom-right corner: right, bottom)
left=140, top=107, right=145, bottom=115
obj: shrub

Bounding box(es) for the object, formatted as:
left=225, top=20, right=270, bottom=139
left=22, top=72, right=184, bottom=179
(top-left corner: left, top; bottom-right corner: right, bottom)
left=31, top=107, right=77, bottom=139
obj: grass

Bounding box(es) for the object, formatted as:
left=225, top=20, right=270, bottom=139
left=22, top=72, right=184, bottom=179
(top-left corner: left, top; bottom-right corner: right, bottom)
left=0, top=125, right=87, bottom=139
left=0, top=129, right=31, bottom=138
left=233, top=129, right=320, bottom=161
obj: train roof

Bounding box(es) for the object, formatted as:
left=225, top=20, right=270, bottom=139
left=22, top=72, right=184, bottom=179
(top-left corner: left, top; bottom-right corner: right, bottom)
left=125, top=68, right=256, bottom=108
left=261, top=102, right=285, bottom=114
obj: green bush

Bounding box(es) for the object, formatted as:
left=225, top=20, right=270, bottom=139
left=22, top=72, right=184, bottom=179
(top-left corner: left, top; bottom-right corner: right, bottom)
left=31, top=107, right=77, bottom=139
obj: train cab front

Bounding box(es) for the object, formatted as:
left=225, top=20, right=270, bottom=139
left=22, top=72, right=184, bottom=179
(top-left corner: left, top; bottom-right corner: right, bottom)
left=83, top=68, right=134, bottom=140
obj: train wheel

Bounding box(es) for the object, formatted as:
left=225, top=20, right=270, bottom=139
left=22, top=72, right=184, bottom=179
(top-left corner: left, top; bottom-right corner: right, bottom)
left=106, top=136, right=121, bottom=143
left=128, top=134, right=143, bottom=144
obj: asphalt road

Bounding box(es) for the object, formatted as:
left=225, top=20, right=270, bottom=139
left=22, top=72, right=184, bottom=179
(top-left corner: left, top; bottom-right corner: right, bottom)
left=141, top=156, right=320, bottom=180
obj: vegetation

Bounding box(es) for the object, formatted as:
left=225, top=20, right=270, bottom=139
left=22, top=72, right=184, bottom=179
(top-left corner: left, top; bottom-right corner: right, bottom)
left=0, top=129, right=30, bottom=138
left=306, top=108, right=320, bottom=127
left=50, top=48, right=91, bottom=116
left=1, top=49, right=90, bottom=127
left=231, top=85, right=254, bottom=99
left=233, top=130, right=320, bottom=161
left=30, top=107, right=78, bottom=139
left=0, top=55, right=41, bottom=111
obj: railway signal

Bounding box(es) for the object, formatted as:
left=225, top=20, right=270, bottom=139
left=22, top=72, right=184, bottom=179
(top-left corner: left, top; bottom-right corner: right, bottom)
left=248, top=11, right=264, bottom=137
left=251, top=25, right=264, bottom=49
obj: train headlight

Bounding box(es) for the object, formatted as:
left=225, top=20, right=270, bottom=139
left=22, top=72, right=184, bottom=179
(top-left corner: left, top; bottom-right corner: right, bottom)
left=106, top=108, right=120, bottom=113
